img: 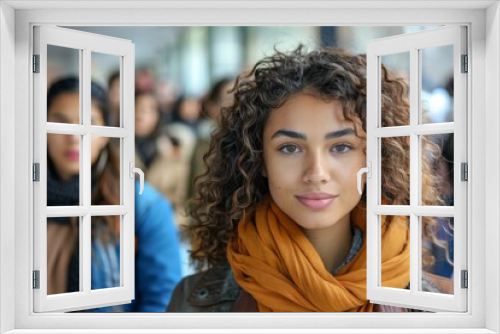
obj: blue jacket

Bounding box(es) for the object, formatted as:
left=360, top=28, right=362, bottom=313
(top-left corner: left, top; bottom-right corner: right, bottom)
left=89, top=180, right=183, bottom=312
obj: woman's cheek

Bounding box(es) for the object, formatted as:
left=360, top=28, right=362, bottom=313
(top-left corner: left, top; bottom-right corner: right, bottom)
left=90, top=138, right=104, bottom=165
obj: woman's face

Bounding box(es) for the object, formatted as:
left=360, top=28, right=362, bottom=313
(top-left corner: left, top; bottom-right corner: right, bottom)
left=262, top=93, right=366, bottom=231
left=135, top=94, right=159, bottom=137
left=47, top=92, right=108, bottom=181
left=179, top=98, right=201, bottom=122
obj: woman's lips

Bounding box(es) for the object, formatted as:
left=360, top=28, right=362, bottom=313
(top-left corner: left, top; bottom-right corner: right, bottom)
left=295, top=194, right=337, bottom=210
left=65, top=150, right=79, bottom=161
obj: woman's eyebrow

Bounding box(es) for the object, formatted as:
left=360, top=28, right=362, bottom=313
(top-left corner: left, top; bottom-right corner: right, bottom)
left=271, top=128, right=355, bottom=140
left=271, top=130, right=306, bottom=140
left=325, top=127, right=355, bottom=139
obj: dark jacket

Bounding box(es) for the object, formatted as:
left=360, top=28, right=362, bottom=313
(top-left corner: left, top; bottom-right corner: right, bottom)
left=168, top=261, right=244, bottom=312
left=167, top=261, right=453, bottom=312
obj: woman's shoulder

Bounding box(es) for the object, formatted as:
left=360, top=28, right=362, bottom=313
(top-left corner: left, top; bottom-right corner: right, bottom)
left=167, top=261, right=242, bottom=312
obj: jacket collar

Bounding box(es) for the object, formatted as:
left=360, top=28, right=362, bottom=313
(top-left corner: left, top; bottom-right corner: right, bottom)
left=188, top=261, right=242, bottom=307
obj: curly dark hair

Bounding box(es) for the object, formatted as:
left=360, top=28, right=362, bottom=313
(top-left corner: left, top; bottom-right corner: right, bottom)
left=188, top=45, right=448, bottom=270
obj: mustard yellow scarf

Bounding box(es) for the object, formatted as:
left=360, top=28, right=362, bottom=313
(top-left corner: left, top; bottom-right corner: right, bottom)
left=227, top=196, right=410, bottom=312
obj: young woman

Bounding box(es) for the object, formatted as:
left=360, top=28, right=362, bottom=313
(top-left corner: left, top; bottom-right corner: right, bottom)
left=167, top=46, right=452, bottom=312
left=46, top=77, right=182, bottom=312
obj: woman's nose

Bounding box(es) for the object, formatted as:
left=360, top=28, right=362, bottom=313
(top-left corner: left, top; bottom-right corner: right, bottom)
left=303, top=152, right=330, bottom=183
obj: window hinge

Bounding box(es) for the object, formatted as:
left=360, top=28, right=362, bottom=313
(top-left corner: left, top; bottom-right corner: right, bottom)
left=33, top=163, right=40, bottom=182
left=461, top=162, right=468, bottom=181
left=33, top=54, right=40, bottom=73
left=33, top=270, right=40, bottom=289
left=461, top=270, right=468, bottom=289
left=461, top=54, right=468, bottom=73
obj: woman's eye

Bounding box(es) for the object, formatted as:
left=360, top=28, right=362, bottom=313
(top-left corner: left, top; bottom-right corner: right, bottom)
left=331, top=144, right=352, bottom=153
left=279, top=144, right=300, bottom=154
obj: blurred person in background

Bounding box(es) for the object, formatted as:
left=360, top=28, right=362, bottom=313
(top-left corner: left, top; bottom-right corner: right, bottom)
left=169, top=95, right=203, bottom=138
left=135, top=90, right=199, bottom=277
left=187, top=78, right=235, bottom=201
left=156, top=80, right=181, bottom=127
left=163, top=95, right=199, bottom=209
left=46, top=77, right=182, bottom=312
left=135, top=67, right=156, bottom=94
left=198, top=77, right=234, bottom=139
left=107, top=71, right=121, bottom=127
left=134, top=90, right=192, bottom=230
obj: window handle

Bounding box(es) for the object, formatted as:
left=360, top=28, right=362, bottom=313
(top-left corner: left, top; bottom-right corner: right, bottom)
left=357, top=162, right=371, bottom=195
left=129, top=162, right=144, bottom=195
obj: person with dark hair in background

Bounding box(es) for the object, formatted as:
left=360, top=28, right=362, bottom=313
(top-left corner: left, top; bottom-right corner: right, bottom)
left=107, top=71, right=121, bottom=127
left=187, top=78, right=235, bottom=202
left=169, top=95, right=202, bottom=138
left=168, top=46, right=452, bottom=313
left=134, top=90, right=191, bottom=229
left=46, top=77, right=182, bottom=312
left=198, top=77, right=234, bottom=138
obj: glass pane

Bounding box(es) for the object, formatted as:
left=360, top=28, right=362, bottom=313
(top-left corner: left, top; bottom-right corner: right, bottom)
left=380, top=52, right=410, bottom=127
left=91, top=52, right=121, bottom=127
left=380, top=215, right=410, bottom=289
left=47, top=45, right=81, bottom=125
left=47, top=216, right=81, bottom=295
left=421, top=134, right=454, bottom=206
left=91, top=137, right=121, bottom=205
left=421, top=216, right=454, bottom=295
left=47, top=134, right=80, bottom=206
left=381, top=136, right=410, bottom=205
left=91, top=215, right=121, bottom=291
left=421, top=45, right=454, bottom=124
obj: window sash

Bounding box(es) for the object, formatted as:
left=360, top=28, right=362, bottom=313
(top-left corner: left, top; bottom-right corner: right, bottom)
left=33, top=25, right=136, bottom=313
left=366, top=25, right=467, bottom=312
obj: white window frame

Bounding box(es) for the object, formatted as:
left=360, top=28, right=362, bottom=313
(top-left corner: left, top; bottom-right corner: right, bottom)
left=0, top=1, right=498, bottom=333
left=33, top=25, right=136, bottom=312
left=366, top=26, right=468, bottom=312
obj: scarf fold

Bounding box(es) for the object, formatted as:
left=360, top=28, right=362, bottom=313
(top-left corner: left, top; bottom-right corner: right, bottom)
left=227, top=197, right=410, bottom=312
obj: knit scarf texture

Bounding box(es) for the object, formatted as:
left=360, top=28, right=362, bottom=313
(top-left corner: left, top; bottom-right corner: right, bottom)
left=227, top=196, right=410, bottom=312
left=47, top=158, right=80, bottom=208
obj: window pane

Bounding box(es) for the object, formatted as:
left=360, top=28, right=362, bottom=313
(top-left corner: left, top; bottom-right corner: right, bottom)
left=421, top=45, right=454, bottom=124
left=47, top=134, right=80, bottom=206
left=91, top=215, right=121, bottom=291
left=47, top=45, right=81, bottom=125
left=381, top=136, right=410, bottom=205
left=47, top=216, right=81, bottom=295
left=421, top=216, right=454, bottom=295
left=380, top=52, right=410, bottom=127
left=421, top=134, right=454, bottom=206
left=91, top=137, right=121, bottom=205
left=380, top=215, right=410, bottom=289
left=92, top=52, right=121, bottom=127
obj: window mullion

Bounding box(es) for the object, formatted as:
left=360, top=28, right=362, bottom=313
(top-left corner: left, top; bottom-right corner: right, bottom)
left=409, top=46, right=419, bottom=294
left=81, top=47, right=92, bottom=294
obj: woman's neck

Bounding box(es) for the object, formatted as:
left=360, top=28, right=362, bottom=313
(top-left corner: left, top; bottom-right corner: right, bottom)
left=302, top=214, right=353, bottom=274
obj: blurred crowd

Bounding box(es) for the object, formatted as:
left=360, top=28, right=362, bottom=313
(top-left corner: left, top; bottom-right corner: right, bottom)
left=45, top=65, right=235, bottom=312
left=121, top=68, right=235, bottom=276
